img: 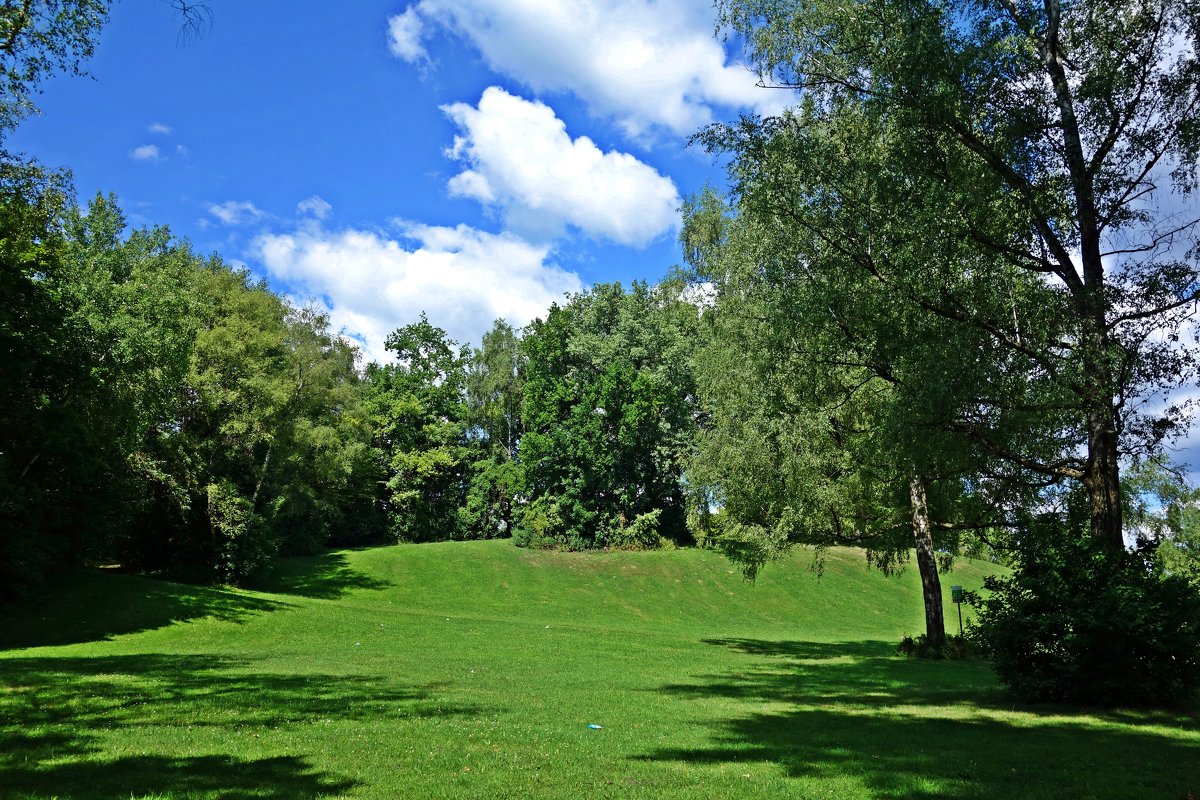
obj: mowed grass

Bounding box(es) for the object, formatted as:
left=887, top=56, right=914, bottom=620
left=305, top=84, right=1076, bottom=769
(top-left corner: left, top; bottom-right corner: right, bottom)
left=1, top=541, right=1196, bottom=799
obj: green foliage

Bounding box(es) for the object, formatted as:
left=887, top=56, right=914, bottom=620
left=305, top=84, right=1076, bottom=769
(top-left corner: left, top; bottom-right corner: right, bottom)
left=460, top=456, right=521, bottom=539
left=972, top=528, right=1200, bottom=707
left=1125, top=455, right=1200, bottom=589
left=0, top=181, right=202, bottom=594
left=605, top=508, right=664, bottom=551
left=116, top=262, right=382, bottom=582
left=0, top=0, right=110, bottom=133
left=896, top=634, right=976, bottom=661
left=466, top=318, right=525, bottom=460
left=367, top=314, right=471, bottom=542
left=511, top=494, right=565, bottom=549
left=0, top=173, right=383, bottom=590
left=457, top=318, right=527, bottom=540
left=713, top=0, right=1200, bottom=549
left=205, top=480, right=271, bottom=585
left=709, top=518, right=794, bottom=581
left=681, top=182, right=1015, bottom=650
left=518, top=282, right=700, bottom=549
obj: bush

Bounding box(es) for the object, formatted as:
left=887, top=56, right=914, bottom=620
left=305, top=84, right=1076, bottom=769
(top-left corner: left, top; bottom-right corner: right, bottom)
left=207, top=481, right=276, bottom=585
left=897, top=634, right=976, bottom=660
left=971, top=531, right=1200, bottom=707
left=512, top=496, right=566, bottom=549
left=601, top=509, right=663, bottom=550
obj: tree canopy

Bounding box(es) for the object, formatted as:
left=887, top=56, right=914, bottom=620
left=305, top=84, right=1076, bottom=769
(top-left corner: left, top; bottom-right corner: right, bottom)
left=709, top=0, right=1200, bottom=551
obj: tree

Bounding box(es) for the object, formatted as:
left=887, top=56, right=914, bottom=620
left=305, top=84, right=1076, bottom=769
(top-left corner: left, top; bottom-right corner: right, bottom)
left=461, top=318, right=527, bottom=538
left=467, top=319, right=525, bottom=461
left=0, top=0, right=110, bottom=134
left=0, top=186, right=201, bottom=593
left=1125, top=455, right=1200, bottom=589
left=683, top=188, right=1017, bottom=647
left=124, top=263, right=378, bottom=583
left=713, top=0, right=1200, bottom=552
left=519, top=283, right=700, bottom=549
left=367, top=314, right=471, bottom=542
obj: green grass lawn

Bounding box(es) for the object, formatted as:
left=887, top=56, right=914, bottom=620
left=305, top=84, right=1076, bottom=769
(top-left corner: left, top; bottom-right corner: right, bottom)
left=1, top=541, right=1196, bottom=799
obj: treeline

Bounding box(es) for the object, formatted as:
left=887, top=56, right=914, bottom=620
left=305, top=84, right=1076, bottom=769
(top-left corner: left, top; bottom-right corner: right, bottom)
left=0, top=172, right=708, bottom=593
left=363, top=281, right=702, bottom=551
left=0, top=174, right=377, bottom=592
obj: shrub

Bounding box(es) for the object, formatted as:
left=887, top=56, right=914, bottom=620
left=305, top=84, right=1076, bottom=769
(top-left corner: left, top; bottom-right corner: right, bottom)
left=897, top=634, right=976, bottom=660
left=602, top=509, right=663, bottom=550
left=512, top=495, right=565, bottom=549
left=971, top=531, right=1200, bottom=707
left=207, top=481, right=276, bottom=585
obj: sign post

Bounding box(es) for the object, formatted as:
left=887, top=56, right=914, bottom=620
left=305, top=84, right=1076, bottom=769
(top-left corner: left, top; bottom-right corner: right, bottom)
left=950, top=585, right=964, bottom=636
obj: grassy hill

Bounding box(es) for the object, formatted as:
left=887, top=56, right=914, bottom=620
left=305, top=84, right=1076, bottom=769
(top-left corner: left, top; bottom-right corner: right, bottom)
left=0, top=541, right=1196, bottom=799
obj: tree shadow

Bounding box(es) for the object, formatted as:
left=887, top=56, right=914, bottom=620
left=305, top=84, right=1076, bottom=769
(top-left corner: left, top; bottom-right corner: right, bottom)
left=256, top=550, right=393, bottom=599
left=0, top=753, right=355, bottom=799
left=0, top=653, right=488, bottom=798
left=0, top=571, right=286, bottom=650
left=639, top=639, right=1200, bottom=799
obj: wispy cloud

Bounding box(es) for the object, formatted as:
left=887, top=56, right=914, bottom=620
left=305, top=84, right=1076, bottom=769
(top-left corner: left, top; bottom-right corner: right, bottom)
left=208, top=200, right=268, bottom=226
left=297, top=195, right=333, bottom=220
left=149, top=122, right=172, bottom=135
left=387, top=7, right=428, bottom=65
left=129, top=144, right=162, bottom=162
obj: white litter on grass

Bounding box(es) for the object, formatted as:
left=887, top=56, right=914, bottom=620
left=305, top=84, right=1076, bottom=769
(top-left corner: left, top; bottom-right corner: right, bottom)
left=587, top=724, right=603, bottom=730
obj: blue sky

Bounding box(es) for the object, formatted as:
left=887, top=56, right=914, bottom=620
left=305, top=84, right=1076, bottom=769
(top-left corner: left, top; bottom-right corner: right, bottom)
left=11, top=0, right=786, bottom=362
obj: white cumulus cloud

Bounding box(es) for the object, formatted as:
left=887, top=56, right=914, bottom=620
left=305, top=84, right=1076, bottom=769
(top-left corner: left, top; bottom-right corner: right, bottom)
left=443, top=87, right=679, bottom=246
left=208, top=200, right=268, bottom=226
left=149, top=122, right=172, bottom=135
left=129, top=144, right=161, bottom=162
left=253, top=222, right=583, bottom=363
left=388, top=0, right=786, bottom=138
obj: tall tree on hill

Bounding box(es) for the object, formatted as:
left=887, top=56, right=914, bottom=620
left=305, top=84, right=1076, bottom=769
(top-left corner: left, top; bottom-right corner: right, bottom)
left=124, top=264, right=379, bottom=583
left=519, top=283, right=700, bottom=549
left=683, top=189, right=1027, bottom=647
left=467, top=319, right=525, bottom=461
left=367, top=314, right=471, bottom=542
left=461, top=318, right=526, bottom=538
left=712, top=0, right=1200, bottom=552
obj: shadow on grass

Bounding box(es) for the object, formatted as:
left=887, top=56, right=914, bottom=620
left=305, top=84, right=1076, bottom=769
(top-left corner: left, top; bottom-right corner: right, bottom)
left=0, top=653, right=488, bottom=798
left=256, top=550, right=393, bottom=600
left=640, top=639, right=1200, bottom=800
left=0, top=752, right=354, bottom=799
left=0, top=571, right=287, bottom=651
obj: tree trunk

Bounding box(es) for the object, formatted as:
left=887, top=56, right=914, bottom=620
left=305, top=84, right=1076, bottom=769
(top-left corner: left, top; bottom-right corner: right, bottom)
left=1039, top=7, right=1125, bottom=554
left=909, top=473, right=946, bottom=648
left=1080, top=312, right=1124, bottom=553
left=1085, top=405, right=1123, bottom=552
left=251, top=441, right=273, bottom=513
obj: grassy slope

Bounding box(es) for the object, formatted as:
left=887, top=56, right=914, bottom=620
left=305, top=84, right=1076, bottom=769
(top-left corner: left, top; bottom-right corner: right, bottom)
left=0, top=541, right=1195, bottom=800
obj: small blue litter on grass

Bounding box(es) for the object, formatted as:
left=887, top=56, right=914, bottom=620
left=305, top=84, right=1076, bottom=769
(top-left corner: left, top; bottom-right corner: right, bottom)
left=587, top=724, right=603, bottom=729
